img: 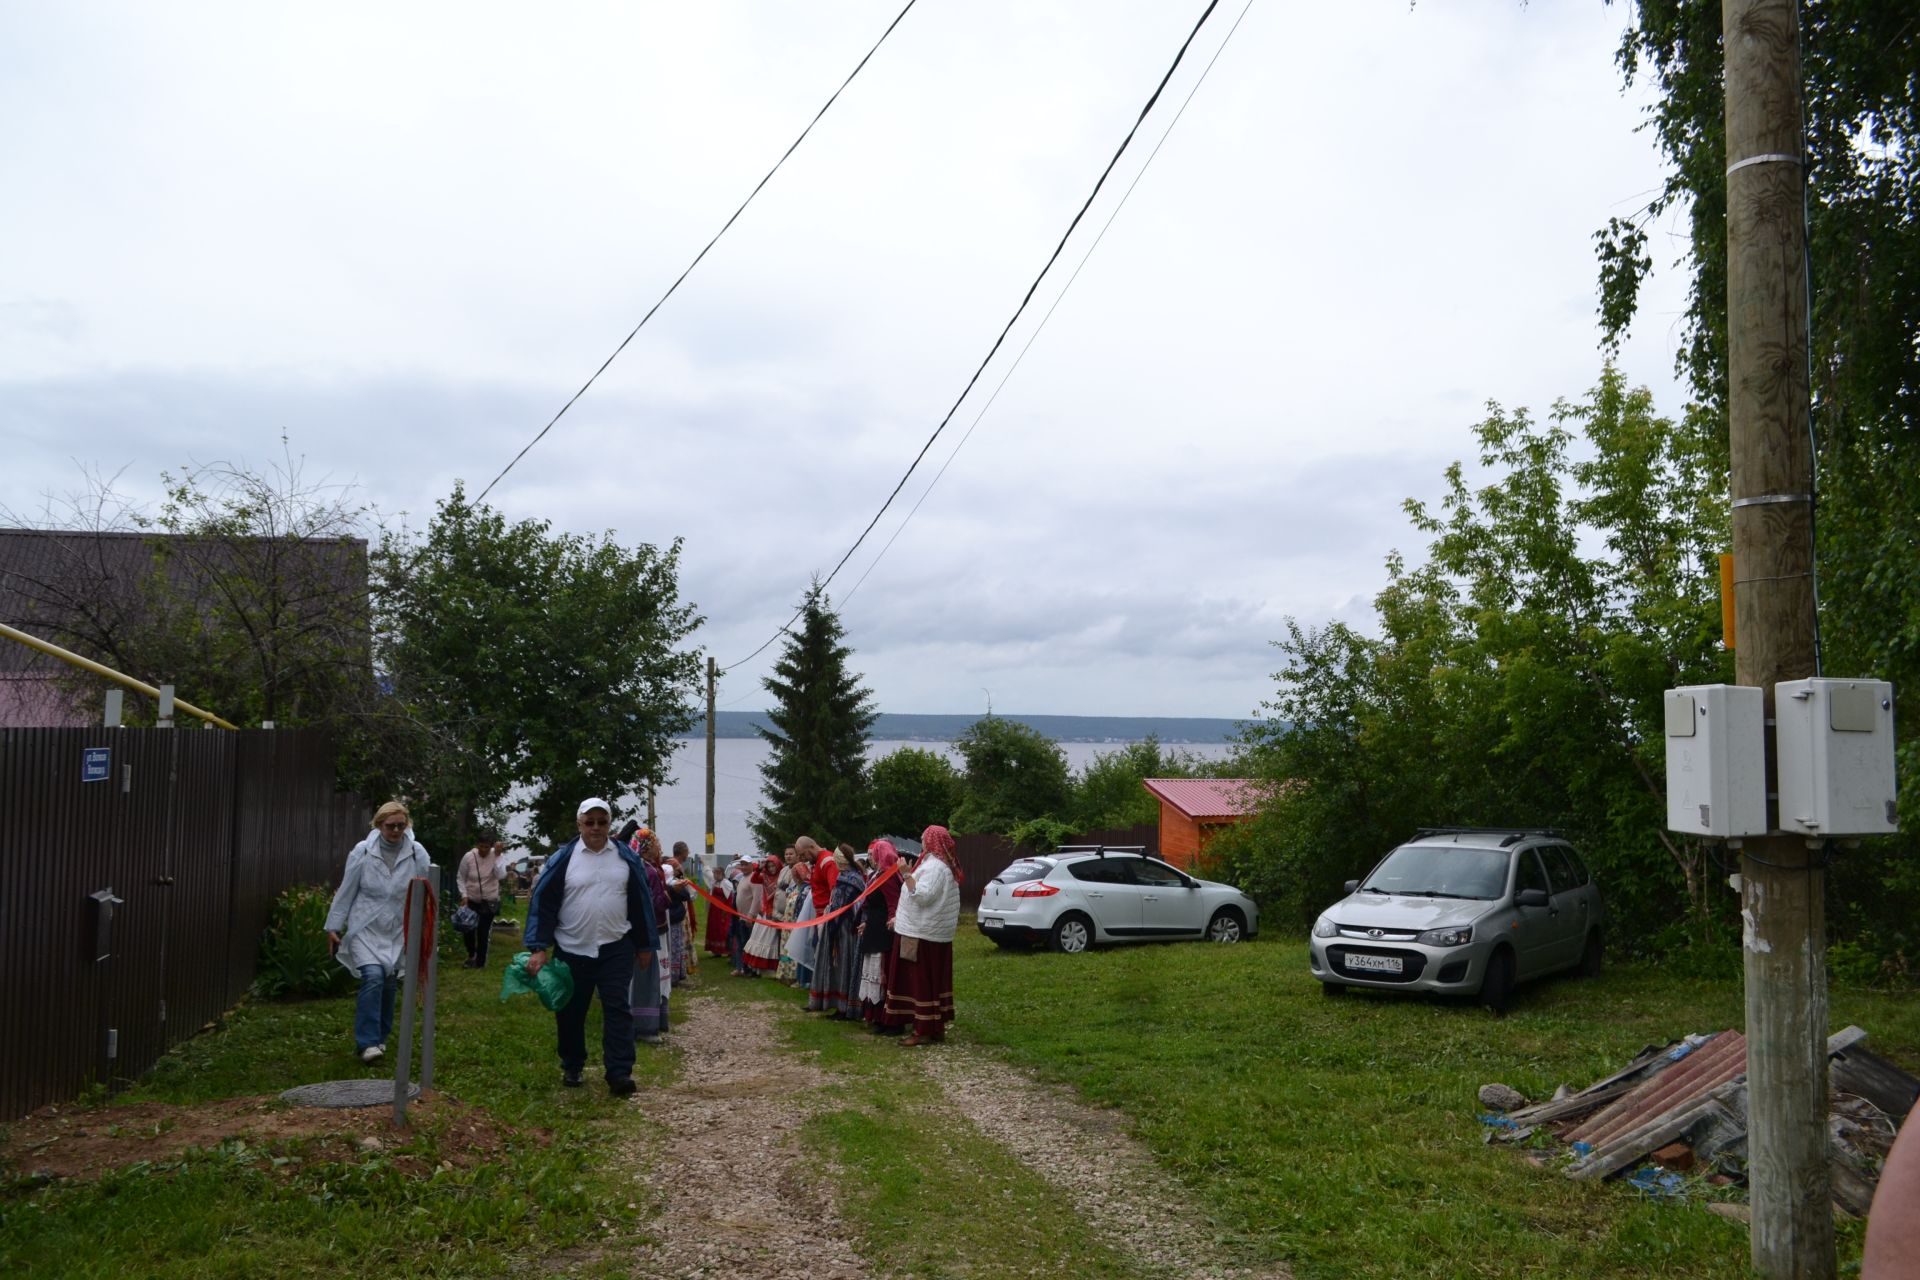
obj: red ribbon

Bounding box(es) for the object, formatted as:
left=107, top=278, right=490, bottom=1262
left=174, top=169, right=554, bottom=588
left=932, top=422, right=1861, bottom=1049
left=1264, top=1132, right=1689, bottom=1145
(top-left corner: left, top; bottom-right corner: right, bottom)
left=687, top=861, right=898, bottom=931
left=401, top=876, right=438, bottom=973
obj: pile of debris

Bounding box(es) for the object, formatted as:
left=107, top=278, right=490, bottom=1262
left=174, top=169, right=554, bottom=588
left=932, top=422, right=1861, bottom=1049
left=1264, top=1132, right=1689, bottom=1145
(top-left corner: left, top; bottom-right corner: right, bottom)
left=1481, top=1025, right=1918, bottom=1215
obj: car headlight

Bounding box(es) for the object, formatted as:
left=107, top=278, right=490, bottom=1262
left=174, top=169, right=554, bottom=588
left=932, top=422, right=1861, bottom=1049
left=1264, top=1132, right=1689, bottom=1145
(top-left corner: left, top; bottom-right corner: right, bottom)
left=1312, top=916, right=1338, bottom=938
left=1416, top=925, right=1473, bottom=947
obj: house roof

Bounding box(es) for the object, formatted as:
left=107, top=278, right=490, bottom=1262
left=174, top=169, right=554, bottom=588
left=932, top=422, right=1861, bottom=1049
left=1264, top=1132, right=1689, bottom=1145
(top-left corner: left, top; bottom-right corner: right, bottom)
left=1141, top=777, right=1267, bottom=821
left=0, top=527, right=368, bottom=675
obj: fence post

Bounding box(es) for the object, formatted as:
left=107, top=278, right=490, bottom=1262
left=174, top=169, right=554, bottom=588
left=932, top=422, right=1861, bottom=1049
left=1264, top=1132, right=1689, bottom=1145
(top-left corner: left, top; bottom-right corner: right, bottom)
left=392, top=882, right=424, bottom=1127
left=420, top=879, right=439, bottom=1091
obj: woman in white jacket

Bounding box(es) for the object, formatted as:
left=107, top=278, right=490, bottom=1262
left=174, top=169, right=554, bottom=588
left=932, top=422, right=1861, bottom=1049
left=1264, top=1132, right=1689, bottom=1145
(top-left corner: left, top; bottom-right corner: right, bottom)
left=324, top=800, right=434, bottom=1062
left=883, top=825, right=962, bottom=1047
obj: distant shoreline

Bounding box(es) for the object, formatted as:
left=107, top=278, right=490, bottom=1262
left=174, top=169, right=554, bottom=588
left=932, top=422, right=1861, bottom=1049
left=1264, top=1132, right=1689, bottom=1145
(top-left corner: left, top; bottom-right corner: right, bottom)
left=674, top=710, right=1256, bottom=745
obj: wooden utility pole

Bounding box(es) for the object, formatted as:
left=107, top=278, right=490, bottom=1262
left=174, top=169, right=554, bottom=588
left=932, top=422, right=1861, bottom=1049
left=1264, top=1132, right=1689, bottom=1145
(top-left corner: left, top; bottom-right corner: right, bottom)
left=705, top=656, right=718, bottom=877
left=1723, top=3, right=1831, bottom=1275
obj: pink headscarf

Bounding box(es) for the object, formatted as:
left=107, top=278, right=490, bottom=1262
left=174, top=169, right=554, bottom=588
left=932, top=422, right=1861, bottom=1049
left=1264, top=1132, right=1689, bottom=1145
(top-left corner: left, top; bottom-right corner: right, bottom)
left=920, top=825, right=961, bottom=885
left=868, top=838, right=903, bottom=914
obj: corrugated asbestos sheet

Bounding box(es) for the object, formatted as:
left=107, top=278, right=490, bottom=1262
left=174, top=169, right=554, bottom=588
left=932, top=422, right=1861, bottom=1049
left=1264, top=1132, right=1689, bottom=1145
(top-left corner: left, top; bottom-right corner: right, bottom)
left=0, top=727, right=364, bottom=1120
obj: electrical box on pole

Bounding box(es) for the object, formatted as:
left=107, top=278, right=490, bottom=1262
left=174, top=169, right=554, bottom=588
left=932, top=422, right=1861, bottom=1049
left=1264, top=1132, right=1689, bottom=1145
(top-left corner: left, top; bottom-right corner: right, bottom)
left=1663, top=684, right=1769, bottom=838
left=1775, top=678, right=1898, bottom=837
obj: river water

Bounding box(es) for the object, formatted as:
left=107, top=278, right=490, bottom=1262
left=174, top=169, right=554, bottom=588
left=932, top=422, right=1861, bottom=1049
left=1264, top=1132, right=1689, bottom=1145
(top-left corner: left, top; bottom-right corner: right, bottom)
left=630, top=737, right=1236, bottom=868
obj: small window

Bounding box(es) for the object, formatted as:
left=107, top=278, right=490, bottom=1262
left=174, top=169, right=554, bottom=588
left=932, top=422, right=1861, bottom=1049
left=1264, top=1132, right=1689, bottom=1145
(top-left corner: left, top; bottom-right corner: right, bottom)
left=1539, top=845, right=1581, bottom=894
left=1562, top=846, right=1592, bottom=886
left=1514, top=851, right=1549, bottom=897
left=1068, top=859, right=1124, bottom=884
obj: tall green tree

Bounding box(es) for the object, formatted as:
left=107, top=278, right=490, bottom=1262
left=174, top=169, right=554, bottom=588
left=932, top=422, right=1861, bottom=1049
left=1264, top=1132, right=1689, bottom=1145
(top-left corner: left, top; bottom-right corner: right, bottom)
left=1067, top=737, right=1222, bottom=831
left=949, top=716, right=1071, bottom=836
left=749, top=586, right=876, bottom=853
left=1225, top=369, right=1735, bottom=948
left=868, top=746, right=962, bottom=839
left=373, top=483, right=702, bottom=849
left=1598, top=2, right=1919, bottom=959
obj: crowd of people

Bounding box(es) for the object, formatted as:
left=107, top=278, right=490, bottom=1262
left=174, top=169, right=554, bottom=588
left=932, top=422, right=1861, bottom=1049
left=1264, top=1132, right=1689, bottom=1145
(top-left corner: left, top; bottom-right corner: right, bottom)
left=325, top=798, right=960, bottom=1091
left=710, top=825, right=962, bottom=1047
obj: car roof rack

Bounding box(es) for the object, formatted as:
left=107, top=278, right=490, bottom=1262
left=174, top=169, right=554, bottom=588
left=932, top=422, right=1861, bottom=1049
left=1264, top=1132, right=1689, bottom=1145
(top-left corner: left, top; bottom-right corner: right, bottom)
left=1412, top=826, right=1566, bottom=846
left=1053, top=845, right=1146, bottom=858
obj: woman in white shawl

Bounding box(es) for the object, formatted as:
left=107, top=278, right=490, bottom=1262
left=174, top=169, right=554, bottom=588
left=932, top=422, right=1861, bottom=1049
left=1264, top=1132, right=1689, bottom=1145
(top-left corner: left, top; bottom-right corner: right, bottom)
left=324, top=800, right=434, bottom=1063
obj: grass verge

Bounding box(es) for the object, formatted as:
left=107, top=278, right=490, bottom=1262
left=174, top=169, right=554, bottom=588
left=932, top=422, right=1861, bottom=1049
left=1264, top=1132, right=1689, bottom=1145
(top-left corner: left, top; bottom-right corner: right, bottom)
left=955, top=927, right=1920, bottom=1280
left=0, top=954, right=674, bottom=1279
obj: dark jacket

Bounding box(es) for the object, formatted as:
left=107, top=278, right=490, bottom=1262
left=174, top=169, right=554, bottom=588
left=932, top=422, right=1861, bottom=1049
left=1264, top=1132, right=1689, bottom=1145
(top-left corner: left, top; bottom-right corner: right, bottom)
left=523, top=838, right=659, bottom=954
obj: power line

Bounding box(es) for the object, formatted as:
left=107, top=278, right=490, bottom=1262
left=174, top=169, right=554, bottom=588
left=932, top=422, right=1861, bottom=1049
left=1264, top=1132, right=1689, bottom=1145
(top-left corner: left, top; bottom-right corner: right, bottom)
left=473, top=0, right=921, bottom=505
left=724, top=0, right=1227, bottom=671
left=839, top=0, right=1256, bottom=610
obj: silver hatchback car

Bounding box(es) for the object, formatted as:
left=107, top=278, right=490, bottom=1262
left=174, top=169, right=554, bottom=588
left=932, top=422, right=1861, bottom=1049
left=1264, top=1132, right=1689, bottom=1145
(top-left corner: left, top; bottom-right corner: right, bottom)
left=977, top=847, right=1260, bottom=953
left=1308, top=829, right=1605, bottom=1011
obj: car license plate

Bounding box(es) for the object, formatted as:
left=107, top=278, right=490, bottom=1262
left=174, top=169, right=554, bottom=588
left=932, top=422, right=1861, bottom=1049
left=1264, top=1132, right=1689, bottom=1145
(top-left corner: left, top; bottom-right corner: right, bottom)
left=981, top=918, right=1003, bottom=929
left=1346, top=953, right=1402, bottom=974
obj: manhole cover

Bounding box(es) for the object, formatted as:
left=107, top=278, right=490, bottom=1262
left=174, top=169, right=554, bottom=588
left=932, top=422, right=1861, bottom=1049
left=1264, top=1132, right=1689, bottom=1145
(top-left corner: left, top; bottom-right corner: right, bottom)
left=280, top=1080, right=422, bottom=1109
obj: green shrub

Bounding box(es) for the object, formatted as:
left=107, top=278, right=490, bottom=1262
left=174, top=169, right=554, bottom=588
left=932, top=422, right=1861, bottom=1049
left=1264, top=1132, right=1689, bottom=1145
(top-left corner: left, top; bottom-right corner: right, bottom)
left=255, top=884, right=353, bottom=998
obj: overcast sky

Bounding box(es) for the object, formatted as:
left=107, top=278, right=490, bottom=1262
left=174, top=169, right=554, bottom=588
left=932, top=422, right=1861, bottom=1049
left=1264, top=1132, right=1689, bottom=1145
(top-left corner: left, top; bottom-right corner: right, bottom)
left=1, top=1, right=1694, bottom=721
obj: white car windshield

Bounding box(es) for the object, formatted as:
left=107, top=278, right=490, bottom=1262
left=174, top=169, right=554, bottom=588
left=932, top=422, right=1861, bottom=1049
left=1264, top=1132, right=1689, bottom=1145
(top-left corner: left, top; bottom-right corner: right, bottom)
left=1361, top=845, right=1509, bottom=900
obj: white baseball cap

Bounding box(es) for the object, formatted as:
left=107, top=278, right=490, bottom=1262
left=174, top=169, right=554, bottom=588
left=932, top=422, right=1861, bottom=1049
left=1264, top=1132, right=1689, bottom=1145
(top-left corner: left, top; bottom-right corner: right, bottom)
left=577, top=797, right=612, bottom=818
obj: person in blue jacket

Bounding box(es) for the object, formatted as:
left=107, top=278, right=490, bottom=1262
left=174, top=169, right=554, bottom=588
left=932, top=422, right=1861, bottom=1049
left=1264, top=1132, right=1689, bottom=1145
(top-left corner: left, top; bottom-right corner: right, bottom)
left=524, top=797, right=657, bottom=1096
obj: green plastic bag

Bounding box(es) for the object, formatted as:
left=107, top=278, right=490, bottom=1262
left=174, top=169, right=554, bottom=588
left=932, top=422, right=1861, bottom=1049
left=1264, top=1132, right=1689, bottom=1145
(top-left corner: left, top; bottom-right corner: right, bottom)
left=500, top=950, right=575, bottom=1011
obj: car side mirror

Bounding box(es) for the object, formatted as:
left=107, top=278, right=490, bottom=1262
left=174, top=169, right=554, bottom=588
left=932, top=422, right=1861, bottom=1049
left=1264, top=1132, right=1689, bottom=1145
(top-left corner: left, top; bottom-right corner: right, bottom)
left=1344, top=880, right=1360, bottom=894
left=1515, top=888, right=1549, bottom=909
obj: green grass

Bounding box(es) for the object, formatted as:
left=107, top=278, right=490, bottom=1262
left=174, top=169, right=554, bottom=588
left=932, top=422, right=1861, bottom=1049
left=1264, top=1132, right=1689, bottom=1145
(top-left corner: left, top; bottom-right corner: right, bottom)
left=953, top=928, right=1920, bottom=1280
left=0, top=957, right=673, bottom=1279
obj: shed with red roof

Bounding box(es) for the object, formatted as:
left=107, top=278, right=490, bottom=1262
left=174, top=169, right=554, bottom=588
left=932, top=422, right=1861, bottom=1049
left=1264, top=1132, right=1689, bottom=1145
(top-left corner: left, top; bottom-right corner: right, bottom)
left=1141, top=777, right=1266, bottom=870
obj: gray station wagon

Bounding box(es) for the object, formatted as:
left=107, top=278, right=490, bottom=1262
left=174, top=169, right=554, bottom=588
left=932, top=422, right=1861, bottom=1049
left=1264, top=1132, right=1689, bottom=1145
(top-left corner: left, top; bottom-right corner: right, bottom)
left=1308, top=828, right=1605, bottom=1012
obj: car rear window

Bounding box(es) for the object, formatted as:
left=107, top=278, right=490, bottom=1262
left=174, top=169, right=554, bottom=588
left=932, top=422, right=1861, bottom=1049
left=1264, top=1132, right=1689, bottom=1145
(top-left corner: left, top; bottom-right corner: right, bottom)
left=995, top=858, right=1054, bottom=883
left=1363, top=844, right=1511, bottom=900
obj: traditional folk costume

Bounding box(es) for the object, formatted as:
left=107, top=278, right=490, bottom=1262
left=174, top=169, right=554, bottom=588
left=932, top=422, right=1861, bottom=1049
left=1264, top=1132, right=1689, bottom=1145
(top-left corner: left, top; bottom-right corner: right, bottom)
left=784, top=867, right=818, bottom=986
left=625, top=828, right=672, bottom=1040
left=742, top=861, right=786, bottom=973
left=884, top=825, right=961, bottom=1046
left=807, top=851, right=866, bottom=1017
left=663, top=861, right=693, bottom=983
left=859, top=840, right=904, bottom=1032
left=772, top=863, right=804, bottom=983
left=704, top=872, right=735, bottom=956
left=729, top=861, right=765, bottom=975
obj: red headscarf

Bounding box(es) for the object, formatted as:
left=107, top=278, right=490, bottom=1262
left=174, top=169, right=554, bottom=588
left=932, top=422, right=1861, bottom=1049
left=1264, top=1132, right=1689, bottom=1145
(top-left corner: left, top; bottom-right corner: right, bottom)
left=920, top=825, right=962, bottom=885
left=868, top=838, right=902, bottom=914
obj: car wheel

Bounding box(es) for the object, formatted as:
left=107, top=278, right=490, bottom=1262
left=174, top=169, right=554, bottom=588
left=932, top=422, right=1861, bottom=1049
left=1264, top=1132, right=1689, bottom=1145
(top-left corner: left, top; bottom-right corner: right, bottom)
left=1480, top=948, right=1516, bottom=1015
left=1206, top=908, right=1246, bottom=943
left=1579, top=930, right=1604, bottom=978
left=1051, top=913, right=1093, bottom=954
left=1321, top=980, right=1346, bottom=997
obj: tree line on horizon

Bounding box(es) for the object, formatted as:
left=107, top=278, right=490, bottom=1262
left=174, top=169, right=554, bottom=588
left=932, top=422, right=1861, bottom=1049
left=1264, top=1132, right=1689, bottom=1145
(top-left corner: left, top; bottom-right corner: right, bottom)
left=746, top=587, right=1232, bottom=856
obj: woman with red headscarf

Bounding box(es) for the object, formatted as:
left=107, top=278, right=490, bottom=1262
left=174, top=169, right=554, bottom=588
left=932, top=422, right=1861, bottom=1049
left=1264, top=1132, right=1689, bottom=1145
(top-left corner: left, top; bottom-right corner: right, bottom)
left=883, top=825, right=962, bottom=1047
left=859, top=839, right=905, bottom=1034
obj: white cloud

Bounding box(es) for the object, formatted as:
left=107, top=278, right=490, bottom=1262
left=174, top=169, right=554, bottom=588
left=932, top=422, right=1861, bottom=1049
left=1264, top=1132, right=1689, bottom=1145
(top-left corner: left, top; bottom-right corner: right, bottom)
left=0, top=0, right=1693, bottom=720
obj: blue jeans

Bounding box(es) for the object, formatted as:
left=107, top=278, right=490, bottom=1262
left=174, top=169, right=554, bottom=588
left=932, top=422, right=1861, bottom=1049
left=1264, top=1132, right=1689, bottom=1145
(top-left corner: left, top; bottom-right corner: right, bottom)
left=355, top=964, right=397, bottom=1050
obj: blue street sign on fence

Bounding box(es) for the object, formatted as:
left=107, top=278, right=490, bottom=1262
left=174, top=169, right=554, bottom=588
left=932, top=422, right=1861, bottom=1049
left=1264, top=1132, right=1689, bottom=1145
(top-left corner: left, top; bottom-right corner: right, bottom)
left=82, top=746, right=111, bottom=783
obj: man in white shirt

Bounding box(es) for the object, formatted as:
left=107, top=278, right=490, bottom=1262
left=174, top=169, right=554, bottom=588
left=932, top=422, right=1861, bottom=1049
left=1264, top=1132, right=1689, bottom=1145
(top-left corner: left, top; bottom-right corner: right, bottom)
left=523, top=798, right=658, bottom=1095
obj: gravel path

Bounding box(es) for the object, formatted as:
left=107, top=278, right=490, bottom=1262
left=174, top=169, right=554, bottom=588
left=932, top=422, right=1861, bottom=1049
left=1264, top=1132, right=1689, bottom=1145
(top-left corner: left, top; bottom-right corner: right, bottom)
left=615, top=992, right=874, bottom=1280
left=618, top=992, right=1286, bottom=1280
left=920, top=1042, right=1290, bottom=1280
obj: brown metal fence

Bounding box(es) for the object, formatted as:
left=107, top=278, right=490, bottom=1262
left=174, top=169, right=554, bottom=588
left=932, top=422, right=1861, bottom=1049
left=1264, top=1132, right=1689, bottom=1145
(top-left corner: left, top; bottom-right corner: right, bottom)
left=0, top=727, right=365, bottom=1120
left=950, top=823, right=1157, bottom=907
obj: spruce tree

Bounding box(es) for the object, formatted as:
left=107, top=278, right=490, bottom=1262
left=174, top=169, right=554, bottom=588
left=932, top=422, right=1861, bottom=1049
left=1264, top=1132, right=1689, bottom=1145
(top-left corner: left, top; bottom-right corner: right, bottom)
left=748, top=586, right=877, bottom=853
